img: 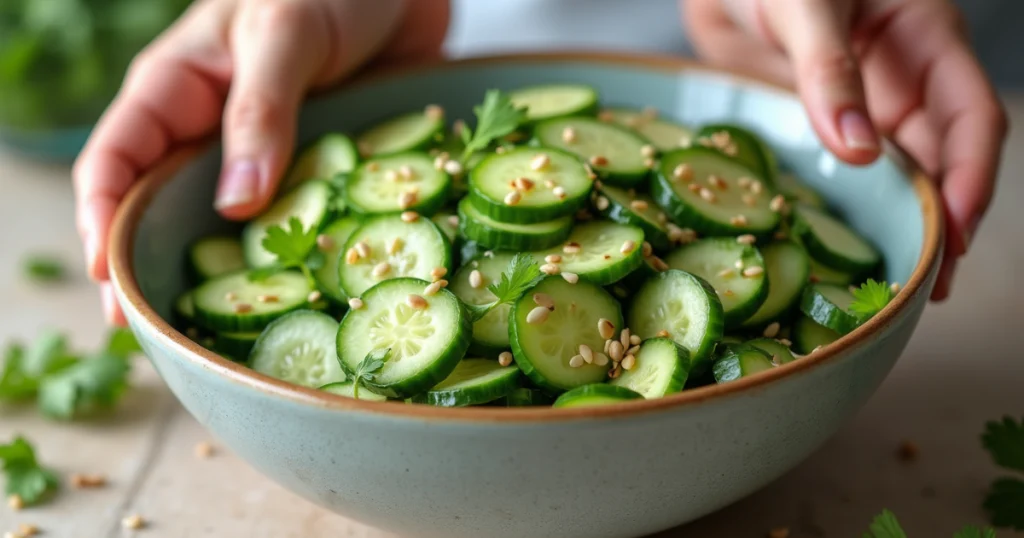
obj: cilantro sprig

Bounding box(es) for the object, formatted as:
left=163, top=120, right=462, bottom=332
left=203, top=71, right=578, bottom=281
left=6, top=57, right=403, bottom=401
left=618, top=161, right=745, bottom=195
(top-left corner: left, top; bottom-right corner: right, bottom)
left=0, top=436, right=59, bottom=506
left=982, top=417, right=1024, bottom=530
left=350, top=348, right=392, bottom=399
left=460, top=89, right=528, bottom=160
left=864, top=509, right=998, bottom=537
left=464, top=253, right=544, bottom=323
left=248, top=217, right=324, bottom=287
left=23, top=254, right=66, bottom=283
left=849, top=279, right=894, bottom=322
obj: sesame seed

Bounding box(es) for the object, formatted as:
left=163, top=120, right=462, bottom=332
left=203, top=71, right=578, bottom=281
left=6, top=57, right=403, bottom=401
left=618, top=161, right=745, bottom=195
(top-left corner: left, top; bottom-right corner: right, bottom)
left=385, top=170, right=399, bottom=182
left=584, top=164, right=597, bottom=180
left=355, top=241, right=371, bottom=258
left=17, top=523, right=39, bottom=537
left=533, top=293, right=555, bottom=309
left=447, top=215, right=459, bottom=228
left=443, top=160, right=463, bottom=176
left=526, top=306, right=550, bottom=324
left=717, top=268, right=735, bottom=278
left=890, top=282, right=901, bottom=294
left=630, top=334, right=641, bottom=345
left=723, top=289, right=735, bottom=297
left=738, top=177, right=752, bottom=188
left=552, top=186, right=568, bottom=200
left=742, top=194, right=757, bottom=207
left=367, top=161, right=381, bottom=172
left=598, top=110, right=615, bottom=122
left=630, top=199, right=649, bottom=212
left=594, top=196, right=610, bottom=211
left=233, top=303, right=252, bottom=314
left=8, top=495, right=23, bottom=510
left=620, top=328, right=631, bottom=349
left=608, top=366, right=622, bottom=379
left=722, top=143, right=739, bottom=156
left=540, top=263, right=560, bottom=275
left=561, top=272, right=579, bottom=284
left=730, top=215, right=749, bottom=227
left=627, top=345, right=641, bottom=357
left=122, top=515, right=145, bottom=530
left=195, top=441, right=215, bottom=459
left=769, top=194, right=786, bottom=212
left=469, top=270, right=484, bottom=289
left=708, top=175, right=728, bottom=190
left=398, top=165, right=415, bottom=180
left=372, top=262, right=391, bottom=278
left=563, top=242, right=582, bottom=254
left=504, top=191, right=521, bottom=206
left=568, top=355, right=585, bottom=368
left=768, top=527, right=791, bottom=538
left=430, top=266, right=448, bottom=281
left=699, top=188, right=717, bottom=203
left=640, top=145, right=656, bottom=158
left=672, top=163, right=693, bottom=182
left=385, top=237, right=404, bottom=256
left=307, top=290, right=322, bottom=303
left=678, top=136, right=691, bottom=147
left=70, top=473, right=106, bottom=488
left=530, top=154, right=550, bottom=170
left=545, top=254, right=562, bottom=264
left=778, top=338, right=793, bottom=347
left=423, top=281, right=443, bottom=296
left=348, top=298, right=364, bottom=310
left=424, top=104, right=444, bottom=121
left=750, top=180, right=764, bottom=194
left=620, top=240, right=637, bottom=254
left=650, top=256, right=669, bottom=272
left=437, top=279, right=449, bottom=288
left=316, top=234, right=335, bottom=251
left=711, top=131, right=731, bottom=147
left=498, top=352, right=514, bottom=367
left=641, top=241, right=653, bottom=257
left=737, top=234, right=757, bottom=245
left=763, top=322, right=781, bottom=338
left=495, top=146, right=507, bottom=154
left=224, top=291, right=237, bottom=301
left=544, top=179, right=556, bottom=189
left=434, top=155, right=448, bottom=170
left=687, top=183, right=702, bottom=194
left=405, top=294, right=428, bottom=310
left=562, top=127, right=577, bottom=143
left=594, top=353, right=610, bottom=366
left=589, top=155, right=609, bottom=167
left=608, top=340, right=624, bottom=361
left=398, top=190, right=418, bottom=209
left=400, top=211, right=420, bottom=222
left=656, top=212, right=668, bottom=224
left=743, top=266, right=764, bottom=277
left=256, top=294, right=279, bottom=304
left=621, top=354, right=637, bottom=371
left=513, top=177, right=535, bottom=191
left=598, top=318, right=616, bottom=340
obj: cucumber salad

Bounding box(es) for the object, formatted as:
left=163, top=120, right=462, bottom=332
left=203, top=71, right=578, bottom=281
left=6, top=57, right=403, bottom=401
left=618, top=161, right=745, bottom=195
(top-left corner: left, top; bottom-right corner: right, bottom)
left=172, top=84, right=898, bottom=408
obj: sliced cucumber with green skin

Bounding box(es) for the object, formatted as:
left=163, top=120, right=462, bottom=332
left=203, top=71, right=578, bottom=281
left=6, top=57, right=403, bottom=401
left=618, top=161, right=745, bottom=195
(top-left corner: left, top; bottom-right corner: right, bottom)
left=357, top=109, right=444, bottom=157
left=431, top=211, right=460, bottom=244
left=193, top=271, right=313, bottom=332
left=663, top=238, right=768, bottom=327
left=695, top=124, right=776, bottom=187
left=800, top=283, right=860, bottom=335
left=282, top=133, right=359, bottom=190
left=792, top=205, right=880, bottom=273
left=336, top=278, right=471, bottom=398
left=242, top=180, right=333, bottom=268
left=510, top=276, right=622, bottom=393
left=741, top=241, right=811, bottom=328
left=653, top=147, right=781, bottom=236
left=712, top=343, right=775, bottom=383
left=187, top=236, right=245, bottom=283
left=249, top=310, right=346, bottom=388
left=746, top=338, right=796, bottom=365
left=468, top=147, right=591, bottom=224
left=777, top=172, right=825, bottom=209
left=809, top=257, right=857, bottom=286
left=502, top=387, right=554, bottom=407
left=531, top=221, right=645, bottom=286
left=509, top=84, right=599, bottom=123
left=604, top=107, right=693, bottom=151
left=450, top=252, right=516, bottom=351
left=533, top=116, right=651, bottom=186
left=594, top=184, right=672, bottom=251
left=609, top=337, right=689, bottom=398
left=211, top=330, right=261, bottom=361
left=313, top=217, right=361, bottom=303
left=627, top=269, right=724, bottom=375
left=338, top=215, right=451, bottom=298
left=458, top=197, right=573, bottom=251
left=410, top=358, right=521, bottom=407
left=792, top=315, right=840, bottom=354
left=342, top=152, right=450, bottom=216
left=319, top=381, right=388, bottom=401
left=552, top=384, right=643, bottom=408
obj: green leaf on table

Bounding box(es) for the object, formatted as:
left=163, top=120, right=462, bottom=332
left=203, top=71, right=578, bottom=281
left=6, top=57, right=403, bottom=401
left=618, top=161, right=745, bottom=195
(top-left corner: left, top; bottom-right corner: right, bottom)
left=23, top=330, right=78, bottom=377
left=863, top=509, right=907, bottom=538
left=984, top=478, right=1024, bottom=531
left=465, top=253, right=544, bottom=323
left=848, top=279, right=894, bottom=322
left=983, top=417, right=1024, bottom=473
left=460, top=90, right=527, bottom=160
left=38, top=353, right=131, bottom=420
left=0, top=344, right=38, bottom=401
left=0, top=436, right=59, bottom=505
left=104, top=327, right=142, bottom=359
left=954, top=526, right=998, bottom=538
left=22, top=254, right=66, bottom=283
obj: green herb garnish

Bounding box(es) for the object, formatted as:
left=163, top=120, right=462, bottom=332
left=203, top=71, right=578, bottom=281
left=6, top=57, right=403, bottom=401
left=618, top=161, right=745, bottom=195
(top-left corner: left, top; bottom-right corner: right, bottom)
left=464, top=253, right=544, bottom=323
left=460, top=90, right=528, bottom=160
left=983, top=417, right=1024, bottom=530
left=351, top=348, right=392, bottom=400
left=23, top=255, right=66, bottom=283
left=248, top=217, right=325, bottom=287
left=848, top=279, right=894, bottom=322
left=0, top=436, right=59, bottom=506
left=864, top=509, right=998, bottom=537
left=954, top=527, right=999, bottom=538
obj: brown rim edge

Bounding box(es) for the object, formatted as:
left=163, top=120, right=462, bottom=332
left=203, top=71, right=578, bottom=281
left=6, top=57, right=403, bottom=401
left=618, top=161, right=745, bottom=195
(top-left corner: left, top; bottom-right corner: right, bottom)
left=108, top=51, right=943, bottom=423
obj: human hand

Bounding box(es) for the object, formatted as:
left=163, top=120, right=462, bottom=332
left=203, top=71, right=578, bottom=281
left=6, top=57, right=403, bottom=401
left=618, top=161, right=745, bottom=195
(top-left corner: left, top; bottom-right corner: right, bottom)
left=73, top=0, right=450, bottom=324
left=685, top=0, right=1009, bottom=300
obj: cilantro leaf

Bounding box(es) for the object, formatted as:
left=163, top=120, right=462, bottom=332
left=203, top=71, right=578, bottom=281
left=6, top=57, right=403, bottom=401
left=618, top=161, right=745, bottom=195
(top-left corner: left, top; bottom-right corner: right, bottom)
left=849, top=279, right=894, bottom=321
left=863, top=509, right=907, bottom=538
left=23, top=330, right=77, bottom=377
left=251, top=217, right=321, bottom=287
left=954, top=526, right=998, bottom=538
left=0, top=436, right=59, bottom=505
left=984, top=478, right=1024, bottom=530
left=460, top=90, right=527, bottom=160
left=983, top=417, right=1024, bottom=473
left=0, top=344, right=38, bottom=401
left=104, top=327, right=142, bottom=360
left=23, top=254, right=66, bottom=283
left=464, top=253, right=544, bottom=323
left=351, top=348, right=391, bottom=399
left=38, top=353, right=131, bottom=420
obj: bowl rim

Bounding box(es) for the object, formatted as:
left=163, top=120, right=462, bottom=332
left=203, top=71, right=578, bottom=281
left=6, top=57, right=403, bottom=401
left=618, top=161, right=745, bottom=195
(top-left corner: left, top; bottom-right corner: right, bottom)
left=109, top=51, right=943, bottom=423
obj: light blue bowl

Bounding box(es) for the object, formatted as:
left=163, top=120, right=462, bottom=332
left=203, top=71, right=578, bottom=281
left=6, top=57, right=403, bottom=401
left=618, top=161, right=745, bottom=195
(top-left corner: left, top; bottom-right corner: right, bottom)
left=109, top=54, right=942, bottom=538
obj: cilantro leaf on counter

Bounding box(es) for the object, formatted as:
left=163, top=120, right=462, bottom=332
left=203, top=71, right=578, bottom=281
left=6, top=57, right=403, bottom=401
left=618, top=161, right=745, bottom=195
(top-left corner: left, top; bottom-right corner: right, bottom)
left=38, top=353, right=131, bottom=420
left=23, top=254, right=66, bottom=283
left=0, top=436, right=59, bottom=506
left=982, top=416, right=1024, bottom=530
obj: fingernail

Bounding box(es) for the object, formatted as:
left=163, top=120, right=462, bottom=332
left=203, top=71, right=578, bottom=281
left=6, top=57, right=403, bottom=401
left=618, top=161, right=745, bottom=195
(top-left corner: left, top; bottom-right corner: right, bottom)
left=838, top=109, right=879, bottom=151
left=215, top=160, right=260, bottom=210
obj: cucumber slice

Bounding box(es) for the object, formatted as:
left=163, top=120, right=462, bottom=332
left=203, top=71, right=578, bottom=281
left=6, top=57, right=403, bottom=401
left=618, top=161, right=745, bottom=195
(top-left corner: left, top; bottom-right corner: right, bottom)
left=450, top=252, right=516, bottom=351
left=653, top=147, right=781, bottom=236
left=712, top=343, right=775, bottom=383
left=313, top=217, right=361, bottom=303
left=242, top=180, right=333, bottom=268
left=410, top=358, right=521, bottom=407
left=604, top=107, right=694, bottom=151
left=533, top=116, right=651, bottom=186
left=531, top=221, right=645, bottom=286
left=809, top=257, right=856, bottom=286
left=792, top=315, right=840, bottom=354
left=741, top=241, right=811, bottom=328
left=594, top=184, right=672, bottom=251
left=777, top=172, right=826, bottom=209
left=663, top=238, right=768, bottom=327
left=458, top=197, right=573, bottom=251
left=193, top=271, right=313, bottom=332
left=552, top=384, right=643, bottom=408
left=792, top=205, right=880, bottom=273
left=343, top=152, right=450, bottom=215
left=800, top=283, right=860, bottom=335
left=510, top=276, right=623, bottom=393
left=319, top=381, right=388, bottom=401
left=694, top=124, right=776, bottom=186
left=249, top=310, right=347, bottom=388
left=336, top=278, right=471, bottom=398
left=282, top=133, right=359, bottom=190
left=338, top=214, right=451, bottom=298
left=627, top=270, right=724, bottom=375
left=746, top=338, right=796, bottom=365
left=187, top=236, right=245, bottom=283
left=609, top=337, right=689, bottom=398
left=211, top=330, right=260, bottom=361
left=468, top=147, right=591, bottom=224
left=509, top=84, right=599, bottom=123
left=357, top=109, right=444, bottom=157
left=502, top=387, right=554, bottom=407
left=431, top=211, right=460, bottom=244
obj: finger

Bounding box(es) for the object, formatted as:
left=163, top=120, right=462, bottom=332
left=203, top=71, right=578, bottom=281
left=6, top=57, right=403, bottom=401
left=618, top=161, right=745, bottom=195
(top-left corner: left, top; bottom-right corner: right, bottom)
left=683, top=0, right=792, bottom=85
left=931, top=256, right=957, bottom=302
left=761, top=0, right=881, bottom=164
left=217, top=1, right=332, bottom=219
left=101, top=282, right=128, bottom=327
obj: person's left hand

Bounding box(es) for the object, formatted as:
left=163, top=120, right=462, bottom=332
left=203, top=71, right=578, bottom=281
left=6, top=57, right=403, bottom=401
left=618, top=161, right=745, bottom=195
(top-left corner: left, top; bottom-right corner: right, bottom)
left=684, top=0, right=1009, bottom=300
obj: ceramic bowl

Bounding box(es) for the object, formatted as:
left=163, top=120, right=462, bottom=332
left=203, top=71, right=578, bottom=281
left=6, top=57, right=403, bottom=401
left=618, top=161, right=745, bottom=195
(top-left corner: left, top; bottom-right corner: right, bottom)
left=109, top=53, right=942, bottom=538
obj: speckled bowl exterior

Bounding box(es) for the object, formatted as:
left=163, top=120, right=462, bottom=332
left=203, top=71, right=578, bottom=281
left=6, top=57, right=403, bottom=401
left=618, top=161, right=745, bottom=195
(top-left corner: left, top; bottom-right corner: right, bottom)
left=109, top=54, right=942, bottom=538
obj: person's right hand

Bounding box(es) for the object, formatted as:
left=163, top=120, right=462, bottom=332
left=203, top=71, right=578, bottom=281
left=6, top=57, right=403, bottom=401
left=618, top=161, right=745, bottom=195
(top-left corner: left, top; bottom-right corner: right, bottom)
left=73, top=0, right=450, bottom=325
